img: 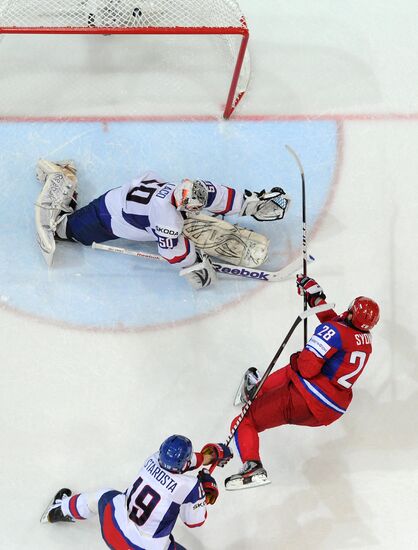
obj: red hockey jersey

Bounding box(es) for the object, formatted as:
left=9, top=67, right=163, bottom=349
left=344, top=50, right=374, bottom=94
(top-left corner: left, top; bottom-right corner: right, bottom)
left=290, top=306, right=373, bottom=425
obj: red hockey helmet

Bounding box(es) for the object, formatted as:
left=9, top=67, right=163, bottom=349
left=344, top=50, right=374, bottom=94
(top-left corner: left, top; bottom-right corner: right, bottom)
left=348, top=296, right=380, bottom=331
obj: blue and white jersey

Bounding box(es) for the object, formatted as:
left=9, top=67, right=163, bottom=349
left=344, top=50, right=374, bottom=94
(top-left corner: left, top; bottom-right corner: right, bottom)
left=103, top=171, right=243, bottom=268
left=104, top=171, right=196, bottom=267
left=116, top=453, right=207, bottom=549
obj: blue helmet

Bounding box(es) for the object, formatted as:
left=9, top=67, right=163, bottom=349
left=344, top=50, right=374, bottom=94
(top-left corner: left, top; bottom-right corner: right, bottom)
left=159, top=435, right=193, bottom=473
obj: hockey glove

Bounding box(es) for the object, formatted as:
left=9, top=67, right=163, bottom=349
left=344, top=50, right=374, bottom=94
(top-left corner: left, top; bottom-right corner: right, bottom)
left=179, top=252, right=217, bottom=290
left=240, top=187, right=290, bottom=221
left=289, top=352, right=301, bottom=373
left=197, top=469, right=219, bottom=505
left=201, top=443, right=233, bottom=468
left=296, top=275, right=326, bottom=307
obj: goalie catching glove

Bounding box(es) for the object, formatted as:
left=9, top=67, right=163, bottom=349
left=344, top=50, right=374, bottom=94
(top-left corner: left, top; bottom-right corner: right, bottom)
left=296, top=275, right=326, bottom=307
left=179, top=252, right=217, bottom=290
left=197, top=469, right=219, bottom=505
left=240, top=187, right=290, bottom=222
left=201, top=443, right=233, bottom=468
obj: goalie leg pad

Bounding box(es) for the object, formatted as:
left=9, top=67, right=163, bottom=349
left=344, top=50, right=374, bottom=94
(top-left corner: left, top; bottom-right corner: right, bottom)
left=35, top=159, right=78, bottom=266
left=182, top=213, right=269, bottom=268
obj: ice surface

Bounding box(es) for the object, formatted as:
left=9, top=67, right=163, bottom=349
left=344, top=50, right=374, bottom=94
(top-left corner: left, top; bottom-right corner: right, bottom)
left=0, top=1, right=417, bottom=549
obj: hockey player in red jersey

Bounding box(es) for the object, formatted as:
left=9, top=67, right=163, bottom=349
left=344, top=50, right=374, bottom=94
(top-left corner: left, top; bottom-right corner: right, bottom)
left=225, top=275, right=380, bottom=490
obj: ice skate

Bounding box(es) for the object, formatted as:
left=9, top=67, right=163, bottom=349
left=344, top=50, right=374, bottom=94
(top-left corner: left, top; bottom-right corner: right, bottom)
left=40, top=488, right=74, bottom=524
left=225, top=461, right=270, bottom=491
left=233, top=367, right=261, bottom=406
left=35, top=159, right=78, bottom=266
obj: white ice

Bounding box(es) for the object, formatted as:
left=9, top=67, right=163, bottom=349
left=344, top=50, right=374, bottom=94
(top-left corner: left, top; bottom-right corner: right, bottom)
left=0, top=1, right=417, bottom=549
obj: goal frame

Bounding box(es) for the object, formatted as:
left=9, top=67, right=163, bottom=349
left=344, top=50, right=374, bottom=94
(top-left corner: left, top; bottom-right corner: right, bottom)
left=0, top=21, right=249, bottom=119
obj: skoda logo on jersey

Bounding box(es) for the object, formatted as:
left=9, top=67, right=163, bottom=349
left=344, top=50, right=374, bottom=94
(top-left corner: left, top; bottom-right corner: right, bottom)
left=0, top=119, right=339, bottom=329
left=155, top=225, right=179, bottom=236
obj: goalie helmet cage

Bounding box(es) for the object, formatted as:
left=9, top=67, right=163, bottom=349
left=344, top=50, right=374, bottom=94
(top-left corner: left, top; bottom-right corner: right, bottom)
left=0, top=0, right=250, bottom=119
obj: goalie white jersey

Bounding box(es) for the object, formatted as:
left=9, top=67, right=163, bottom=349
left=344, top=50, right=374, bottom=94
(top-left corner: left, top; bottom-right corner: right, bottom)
left=35, top=160, right=289, bottom=275
left=103, top=171, right=243, bottom=267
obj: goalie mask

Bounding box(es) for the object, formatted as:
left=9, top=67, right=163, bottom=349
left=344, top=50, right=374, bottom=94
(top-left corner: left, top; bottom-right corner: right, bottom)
left=173, top=179, right=208, bottom=212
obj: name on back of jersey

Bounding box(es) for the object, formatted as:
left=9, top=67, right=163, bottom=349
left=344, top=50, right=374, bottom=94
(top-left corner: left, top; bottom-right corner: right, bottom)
left=155, top=184, right=175, bottom=199
left=144, top=457, right=178, bottom=493
left=355, top=333, right=372, bottom=345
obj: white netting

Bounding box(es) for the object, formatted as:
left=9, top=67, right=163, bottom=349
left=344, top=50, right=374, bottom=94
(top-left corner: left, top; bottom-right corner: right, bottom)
left=0, top=0, right=247, bottom=30
left=0, top=1, right=250, bottom=118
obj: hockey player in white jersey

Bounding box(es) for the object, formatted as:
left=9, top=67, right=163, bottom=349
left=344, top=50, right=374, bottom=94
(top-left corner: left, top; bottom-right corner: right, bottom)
left=35, top=160, right=290, bottom=289
left=41, top=435, right=232, bottom=549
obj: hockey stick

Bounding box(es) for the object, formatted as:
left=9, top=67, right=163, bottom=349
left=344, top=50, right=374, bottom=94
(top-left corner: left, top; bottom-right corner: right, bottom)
left=91, top=241, right=315, bottom=283
left=209, top=302, right=334, bottom=473
left=285, top=145, right=308, bottom=346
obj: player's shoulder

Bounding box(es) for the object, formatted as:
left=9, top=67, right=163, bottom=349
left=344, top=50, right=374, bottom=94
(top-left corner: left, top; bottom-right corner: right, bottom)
left=149, top=188, right=183, bottom=236
left=326, top=320, right=373, bottom=350
left=310, top=320, right=345, bottom=351
left=142, top=453, right=200, bottom=502
left=314, top=320, right=343, bottom=337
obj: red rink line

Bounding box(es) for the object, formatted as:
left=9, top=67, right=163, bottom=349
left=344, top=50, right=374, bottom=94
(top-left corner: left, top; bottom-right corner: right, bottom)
left=0, top=112, right=417, bottom=123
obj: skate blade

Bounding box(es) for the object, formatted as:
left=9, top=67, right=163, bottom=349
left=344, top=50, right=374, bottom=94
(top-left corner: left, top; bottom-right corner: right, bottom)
left=40, top=495, right=56, bottom=524
left=234, top=375, right=245, bottom=407
left=225, top=475, right=271, bottom=491
left=233, top=377, right=245, bottom=406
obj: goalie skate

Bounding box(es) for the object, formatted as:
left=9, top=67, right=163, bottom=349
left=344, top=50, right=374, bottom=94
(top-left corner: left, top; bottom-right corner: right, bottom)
left=183, top=213, right=269, bottom=268
left=40, top=488, right=74, bottom=524
left=225, top=461, right=271, bottom=491
left=233, top=367, right=261, bottom=406
left=35, top=159, right=78, bottom=267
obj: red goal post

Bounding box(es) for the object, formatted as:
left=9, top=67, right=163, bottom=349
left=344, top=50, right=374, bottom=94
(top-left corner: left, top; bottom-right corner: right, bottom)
left=0, top=0, right=250, bottom=119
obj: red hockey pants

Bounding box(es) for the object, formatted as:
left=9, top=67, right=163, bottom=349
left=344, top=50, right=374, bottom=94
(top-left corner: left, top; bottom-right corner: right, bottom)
left=232, top=366, right=323, bottom=463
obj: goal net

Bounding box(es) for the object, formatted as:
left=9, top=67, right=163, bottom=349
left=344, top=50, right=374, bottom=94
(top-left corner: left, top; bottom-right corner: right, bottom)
left=0, top=0, right=250, bottom=119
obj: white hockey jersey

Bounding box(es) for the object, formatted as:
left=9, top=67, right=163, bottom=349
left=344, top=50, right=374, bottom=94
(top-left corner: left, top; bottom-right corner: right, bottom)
left=104, top=171, right=243, bottom=267
left=118, top=452, right=208, bottom=549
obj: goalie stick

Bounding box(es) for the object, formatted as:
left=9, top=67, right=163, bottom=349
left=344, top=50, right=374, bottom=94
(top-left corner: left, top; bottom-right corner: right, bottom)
left=208, top=302, right=335, bottom=474
left=91, top=241, right=315, bottom=283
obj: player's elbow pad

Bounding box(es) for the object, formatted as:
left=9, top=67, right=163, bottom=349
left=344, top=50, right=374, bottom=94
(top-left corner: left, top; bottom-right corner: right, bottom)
left=297, top=352, right=323, bottom=378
